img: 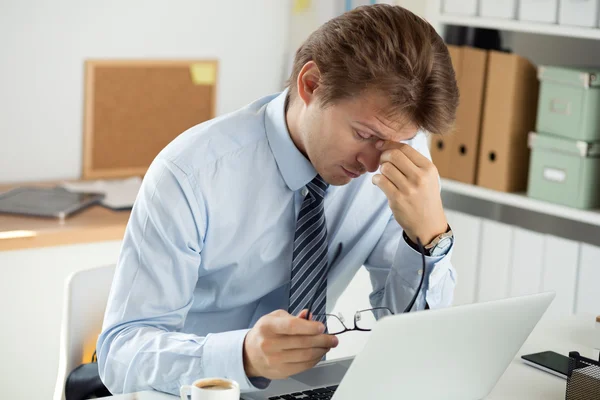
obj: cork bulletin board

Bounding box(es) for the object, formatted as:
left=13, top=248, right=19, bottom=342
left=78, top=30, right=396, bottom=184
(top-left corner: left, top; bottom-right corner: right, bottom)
left=82, top=59, right=218, bottom=179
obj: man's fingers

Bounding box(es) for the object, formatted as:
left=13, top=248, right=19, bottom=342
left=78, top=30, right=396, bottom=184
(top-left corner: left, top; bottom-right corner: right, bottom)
left=296, top=309, right=313, bottom=320
left=282, top=347, right=331, bottom=364
left=398, top=144, right=431, bottom=168
left=280, top=357, right=325, bottom=378
left=377, top=141, right=430, bottom=169
left=286, top=352, right=330, bottom=374
left=375, top=139, right=401, bottom=152
left=380, top=162, right=410, bottom=193
left=273, top=333, right=338, bottom=351
left=381, top=149, right=420, bottom=180
left=270, top=313, right=325, bottom=336
left=372, top=174, right=399, bottom=200
left=269, top=309, right=290, bottom=318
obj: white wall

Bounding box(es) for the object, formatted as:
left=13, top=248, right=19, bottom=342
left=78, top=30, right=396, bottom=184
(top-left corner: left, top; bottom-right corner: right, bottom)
left=396, top=0, right=427, bottom=16
left=285, top=0, right=421, bottom=87
left=0, top=0, right=291, bottom=184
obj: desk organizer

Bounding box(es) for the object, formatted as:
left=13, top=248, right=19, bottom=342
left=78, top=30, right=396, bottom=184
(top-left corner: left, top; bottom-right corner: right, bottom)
left=566, top=351, right=600, bottom=399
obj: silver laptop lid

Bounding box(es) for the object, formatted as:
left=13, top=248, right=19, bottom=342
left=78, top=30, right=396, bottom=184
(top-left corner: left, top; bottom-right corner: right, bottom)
left=332, top=292, right=555, bottom=400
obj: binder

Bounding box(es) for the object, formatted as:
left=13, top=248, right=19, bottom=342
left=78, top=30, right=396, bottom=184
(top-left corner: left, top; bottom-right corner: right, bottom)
left=444, top=46, right=489, bottom=184
left=430, top=132, right=454, bottom=179
left=430, top=46, right=460, bottom=179
left=477, top=51, right=538, bottom=192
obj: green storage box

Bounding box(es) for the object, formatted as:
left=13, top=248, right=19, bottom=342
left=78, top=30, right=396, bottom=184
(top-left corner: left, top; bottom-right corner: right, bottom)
left=536, top=66, right=600, bottom=142
left=527, top=132, right=600, bottom=209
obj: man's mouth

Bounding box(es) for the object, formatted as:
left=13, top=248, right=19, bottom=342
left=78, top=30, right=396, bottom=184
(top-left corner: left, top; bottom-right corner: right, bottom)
left=342, top=166, right=360, bottom=178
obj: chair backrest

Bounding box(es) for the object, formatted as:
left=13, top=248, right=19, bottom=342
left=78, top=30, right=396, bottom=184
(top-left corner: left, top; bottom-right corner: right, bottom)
left=53, top=264, right=116, bottom=400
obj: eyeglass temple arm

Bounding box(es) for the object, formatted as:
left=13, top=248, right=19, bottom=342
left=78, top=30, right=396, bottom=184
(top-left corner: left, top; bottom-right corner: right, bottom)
left=402, top=236, right=425, bottom=313
left=305, top=236, right=424, bottom=320
left=305, top=243, right=343, bottom=320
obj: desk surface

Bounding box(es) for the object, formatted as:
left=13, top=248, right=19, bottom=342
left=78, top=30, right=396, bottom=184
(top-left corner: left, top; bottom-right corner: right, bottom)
left=0, top=182, right=130, bottom=251
left=488, top=313, right=599, bottom=399
left=101, top=313, right=600, bottom=400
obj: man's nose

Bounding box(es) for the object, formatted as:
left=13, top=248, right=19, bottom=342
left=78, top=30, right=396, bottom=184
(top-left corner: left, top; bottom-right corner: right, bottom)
left=357, top=147, right=382, bottom=173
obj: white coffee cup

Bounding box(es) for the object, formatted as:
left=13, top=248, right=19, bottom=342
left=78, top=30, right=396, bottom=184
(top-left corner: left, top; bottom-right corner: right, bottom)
left=180, top=377, right=240, bottom=400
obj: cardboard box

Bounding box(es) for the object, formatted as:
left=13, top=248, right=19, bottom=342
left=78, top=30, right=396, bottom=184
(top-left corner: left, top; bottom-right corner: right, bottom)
left=476, top=51, right=539, bottom=192
left=440, top=45, right=489, bottom=184
left=527, top=132, right=600, bottom=209
left=536, top=65, right=600, bottom=142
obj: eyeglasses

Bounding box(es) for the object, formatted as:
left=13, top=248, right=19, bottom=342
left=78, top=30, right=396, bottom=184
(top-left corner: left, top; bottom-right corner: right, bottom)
left=311, top=307, right=395, bottom=335
left=305, top=237, right=427, bottom=335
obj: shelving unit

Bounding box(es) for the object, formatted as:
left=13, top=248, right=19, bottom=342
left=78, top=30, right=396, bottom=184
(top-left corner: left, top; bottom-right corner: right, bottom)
left=441, top=179, right=600, bottom=228
left=436, top=14, right=600, bottom=41
left=425, top=0, right=600, bottom=243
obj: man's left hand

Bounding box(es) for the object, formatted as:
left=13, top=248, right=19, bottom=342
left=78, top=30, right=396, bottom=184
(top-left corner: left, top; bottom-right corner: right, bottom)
left=372, top=140, right=448, bottom=246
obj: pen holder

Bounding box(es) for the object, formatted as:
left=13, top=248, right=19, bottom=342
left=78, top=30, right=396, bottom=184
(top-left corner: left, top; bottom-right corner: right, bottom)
left=566, top=351, right=600, bottom=399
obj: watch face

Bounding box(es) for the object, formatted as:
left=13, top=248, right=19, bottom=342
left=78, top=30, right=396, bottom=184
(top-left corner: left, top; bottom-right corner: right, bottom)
left=430, top=236, right=453, bottom=257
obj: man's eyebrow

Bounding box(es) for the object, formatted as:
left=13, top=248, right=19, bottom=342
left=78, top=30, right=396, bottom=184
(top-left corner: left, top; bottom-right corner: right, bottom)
left=354, top=121, right=388, bottom=139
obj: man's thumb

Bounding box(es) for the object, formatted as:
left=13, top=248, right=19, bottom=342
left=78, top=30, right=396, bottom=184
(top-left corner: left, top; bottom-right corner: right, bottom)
left=297, top=309, right=313, bottom=320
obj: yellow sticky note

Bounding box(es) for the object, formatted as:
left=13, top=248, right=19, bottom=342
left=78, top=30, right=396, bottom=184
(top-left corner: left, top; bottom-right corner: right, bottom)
left=190, top=63, right=216, bottom=85
left=293, top=0, right=311, bottom=14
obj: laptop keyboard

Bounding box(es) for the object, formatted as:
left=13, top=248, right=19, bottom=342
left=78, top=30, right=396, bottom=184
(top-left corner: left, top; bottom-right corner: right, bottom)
left=268, top=385, right=338, bottom=400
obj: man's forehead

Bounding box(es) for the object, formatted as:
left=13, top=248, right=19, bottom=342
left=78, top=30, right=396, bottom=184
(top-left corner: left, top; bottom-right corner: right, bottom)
left=347, top=94, right=418, bottom=140
left=355, top=112, right=418, bottom=141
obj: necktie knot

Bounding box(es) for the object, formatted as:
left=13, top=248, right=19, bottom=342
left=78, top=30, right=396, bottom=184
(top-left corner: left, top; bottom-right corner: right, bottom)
left=306, top=174, right=328, bottom=201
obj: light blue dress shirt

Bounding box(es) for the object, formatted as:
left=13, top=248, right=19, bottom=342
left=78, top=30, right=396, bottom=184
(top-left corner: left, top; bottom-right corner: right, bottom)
left=97, top=90, right=457, bottom=396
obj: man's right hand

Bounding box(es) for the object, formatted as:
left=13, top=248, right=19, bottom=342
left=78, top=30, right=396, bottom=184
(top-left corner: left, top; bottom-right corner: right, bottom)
left=243, top=309, right=339, bottom=380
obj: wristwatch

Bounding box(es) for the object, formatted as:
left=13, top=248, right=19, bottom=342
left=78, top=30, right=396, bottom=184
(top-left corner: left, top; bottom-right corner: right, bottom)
left=403, top=225, right=454, bottom=257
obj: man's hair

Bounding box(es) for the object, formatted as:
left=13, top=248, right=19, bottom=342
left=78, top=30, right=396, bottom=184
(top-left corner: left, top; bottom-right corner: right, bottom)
left=287, top=4, right=458, bottom=135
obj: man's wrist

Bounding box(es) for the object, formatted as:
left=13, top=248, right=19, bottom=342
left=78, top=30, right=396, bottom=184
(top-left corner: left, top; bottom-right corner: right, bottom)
left=405, top=223, right=449, bottom=248
left=403, top=224, right=451, bottom=256
left=203, top=328, right=267, bottom=392
left=243, top=332, right=259, bottom=378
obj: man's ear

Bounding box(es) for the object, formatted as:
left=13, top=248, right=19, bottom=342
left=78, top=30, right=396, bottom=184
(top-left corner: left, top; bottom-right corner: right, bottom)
left=296, top=61, right=321, bottom=106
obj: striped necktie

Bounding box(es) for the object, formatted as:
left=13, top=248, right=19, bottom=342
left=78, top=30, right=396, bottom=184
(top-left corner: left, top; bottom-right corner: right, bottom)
left=288, top=174, right=329, bottom=318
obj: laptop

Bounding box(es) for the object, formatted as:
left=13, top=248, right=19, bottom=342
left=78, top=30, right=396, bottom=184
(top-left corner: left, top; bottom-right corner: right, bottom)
left=0, top=186, right=104, bottom=219
left=242, top=291, right=555, bottom=400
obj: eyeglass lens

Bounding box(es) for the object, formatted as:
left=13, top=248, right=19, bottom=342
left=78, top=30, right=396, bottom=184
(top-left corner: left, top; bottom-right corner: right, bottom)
left=313, top=308, right=394, bottom=334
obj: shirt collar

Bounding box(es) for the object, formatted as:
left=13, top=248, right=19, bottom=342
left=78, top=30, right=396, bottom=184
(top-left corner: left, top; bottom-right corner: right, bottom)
left=265, top=89, right=316, bottom=192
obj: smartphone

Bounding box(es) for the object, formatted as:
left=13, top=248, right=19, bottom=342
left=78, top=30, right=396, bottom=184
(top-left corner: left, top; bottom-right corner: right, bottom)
left=521, top=351, right=571, bottom=379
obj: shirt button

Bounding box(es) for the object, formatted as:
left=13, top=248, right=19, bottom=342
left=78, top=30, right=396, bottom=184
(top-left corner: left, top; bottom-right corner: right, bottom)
left=301, top=187, right=309, bottom=197
left=417, top=269, right=423, bottom=275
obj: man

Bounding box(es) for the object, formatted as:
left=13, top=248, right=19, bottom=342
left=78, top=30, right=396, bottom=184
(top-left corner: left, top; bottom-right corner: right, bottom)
left=97, top=4, right=459, bottom=396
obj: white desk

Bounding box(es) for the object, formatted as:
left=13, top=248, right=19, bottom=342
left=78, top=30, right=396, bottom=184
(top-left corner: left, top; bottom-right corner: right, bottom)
left=487, top=313, right=599, bottom=399
left=102, top=314, right=600, bottom=400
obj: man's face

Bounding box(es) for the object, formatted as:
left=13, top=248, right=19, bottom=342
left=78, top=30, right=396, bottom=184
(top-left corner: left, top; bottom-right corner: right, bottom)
left=299, top=93, right=420, bottom=186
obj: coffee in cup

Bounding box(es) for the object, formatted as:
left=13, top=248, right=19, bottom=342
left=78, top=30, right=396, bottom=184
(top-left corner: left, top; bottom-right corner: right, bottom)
left=195, top=378, right=234, bottom=391
left=180, top=377, right=239, bottom=400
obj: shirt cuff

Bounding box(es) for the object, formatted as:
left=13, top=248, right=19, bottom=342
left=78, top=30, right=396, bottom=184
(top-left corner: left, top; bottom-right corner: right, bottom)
left=203, top=329, right=271, bottom=392
left=395, top=237, right=456, bottom=309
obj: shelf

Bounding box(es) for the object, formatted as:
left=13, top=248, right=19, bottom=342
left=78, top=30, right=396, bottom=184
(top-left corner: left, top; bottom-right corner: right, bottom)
left=436, top=14, right=600, bottom=41
left=441, top=178, right=600, bottom=229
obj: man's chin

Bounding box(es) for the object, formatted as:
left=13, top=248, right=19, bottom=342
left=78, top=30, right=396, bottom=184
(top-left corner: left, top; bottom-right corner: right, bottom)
left=324, top=174, right=352, bottom=186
